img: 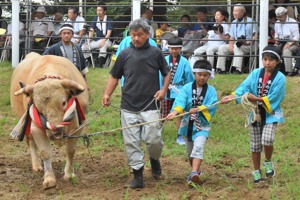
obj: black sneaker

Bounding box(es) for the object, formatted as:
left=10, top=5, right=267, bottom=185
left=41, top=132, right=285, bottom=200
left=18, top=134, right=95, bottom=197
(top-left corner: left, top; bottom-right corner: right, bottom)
left=216, top=68, right=226, bottom=74
left=289, top=68, right=299, bottom=77
left=233, top=69, right=242, bottom=75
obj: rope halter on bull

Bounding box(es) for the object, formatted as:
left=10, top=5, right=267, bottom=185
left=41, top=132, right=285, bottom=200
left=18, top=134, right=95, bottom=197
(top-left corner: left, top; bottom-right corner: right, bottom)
left=11, top=75, right=86, bottom=141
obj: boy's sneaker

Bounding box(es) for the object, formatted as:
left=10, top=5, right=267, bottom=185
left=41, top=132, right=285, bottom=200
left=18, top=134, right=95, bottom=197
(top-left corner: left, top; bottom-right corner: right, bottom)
left=264, top=160, right=275, bottom=178
left=252, top=169, right=262, bottom=183
left=187, top=171, right=201, bottom=185
left=176, top=136, right=185, bottom=145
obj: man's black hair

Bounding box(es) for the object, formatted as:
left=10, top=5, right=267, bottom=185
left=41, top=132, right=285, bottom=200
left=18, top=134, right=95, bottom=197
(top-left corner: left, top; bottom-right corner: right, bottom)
left=193, top=60, right=212, bottom=71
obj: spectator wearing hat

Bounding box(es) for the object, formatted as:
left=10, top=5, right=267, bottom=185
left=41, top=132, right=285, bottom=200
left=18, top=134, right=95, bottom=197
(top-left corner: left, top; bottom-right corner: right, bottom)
left=30, top=6, right=54, bottom=54
left=43, top=24, right=88, bottom=79
left=269, top=0, right=297, bottom=19
left=81, top=2, right=114, bottom=68
left=66, top=7, right=86, bottom=45
left=274, top=6, right=299, bottom=76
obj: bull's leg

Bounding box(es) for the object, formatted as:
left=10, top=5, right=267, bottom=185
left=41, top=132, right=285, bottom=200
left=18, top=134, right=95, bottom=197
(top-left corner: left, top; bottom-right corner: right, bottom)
left=30, top=126, right=56, bottom=190
left=63, top=137, right=78, bottom=180
left=27, top=134, right=43, bottom=171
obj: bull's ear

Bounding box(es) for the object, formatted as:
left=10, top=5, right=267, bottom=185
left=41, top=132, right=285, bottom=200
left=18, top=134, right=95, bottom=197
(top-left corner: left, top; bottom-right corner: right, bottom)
left=61, top=79, right=85, bottom=96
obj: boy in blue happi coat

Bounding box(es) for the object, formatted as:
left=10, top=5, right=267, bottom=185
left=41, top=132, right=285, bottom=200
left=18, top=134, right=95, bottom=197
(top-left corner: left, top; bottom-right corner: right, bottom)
left=221, top=45, right=286, bottom=183
left=160, top=36, right=194, bottom=145
left=166, top=60, right=218, bottom=185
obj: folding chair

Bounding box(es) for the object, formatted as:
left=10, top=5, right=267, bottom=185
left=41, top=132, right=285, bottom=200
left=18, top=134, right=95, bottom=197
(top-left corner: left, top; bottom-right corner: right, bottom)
left=0, top=36, right=10, bottom=62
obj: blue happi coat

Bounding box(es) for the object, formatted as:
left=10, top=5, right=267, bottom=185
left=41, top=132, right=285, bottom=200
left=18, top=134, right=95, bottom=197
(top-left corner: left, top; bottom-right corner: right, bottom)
left=171, top=82, right=218, bottom=140
left=233, top=68, right=286, bottom=124
left=160, top=55, right=194, bottom=99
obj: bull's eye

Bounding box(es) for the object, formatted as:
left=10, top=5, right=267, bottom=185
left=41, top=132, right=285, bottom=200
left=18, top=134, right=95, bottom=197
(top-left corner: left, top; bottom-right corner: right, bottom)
left=62, top=101, right=66, bottom=107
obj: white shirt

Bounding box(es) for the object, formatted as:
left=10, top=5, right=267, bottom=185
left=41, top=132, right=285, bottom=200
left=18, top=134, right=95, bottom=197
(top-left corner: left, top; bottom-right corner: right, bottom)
left=7, top=21, right=25, bottom=42
left=274, top=17, right=299, bottom=41
left=206, top=23, right=230, bottom=47
left=66, top=15, right=86, bottom=42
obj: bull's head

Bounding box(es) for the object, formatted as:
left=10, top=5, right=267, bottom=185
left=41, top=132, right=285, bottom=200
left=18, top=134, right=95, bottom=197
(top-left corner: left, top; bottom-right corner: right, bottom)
left=15, top=79, right=85, bottom=139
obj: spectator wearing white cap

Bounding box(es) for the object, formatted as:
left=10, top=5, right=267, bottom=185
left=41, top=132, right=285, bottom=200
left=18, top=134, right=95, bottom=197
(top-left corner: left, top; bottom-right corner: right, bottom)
left=274, top=6, right=299, bottom=76
left=43, top=24, right=88, bottom=79
left=30, top=6, right=54, bottom=54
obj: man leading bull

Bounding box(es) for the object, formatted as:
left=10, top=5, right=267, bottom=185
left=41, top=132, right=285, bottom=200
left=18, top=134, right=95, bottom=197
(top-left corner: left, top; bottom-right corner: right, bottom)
left=102, top=19, right=171, bottom=189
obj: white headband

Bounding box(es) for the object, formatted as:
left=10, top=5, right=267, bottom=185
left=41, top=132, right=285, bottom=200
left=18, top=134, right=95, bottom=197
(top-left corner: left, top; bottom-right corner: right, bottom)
left=193, top=68, right=215, bottom=80
left=59, top=27, right=74, bottom=34
left=168, top=45, right=183, bottom=48
left=262, top=50, right=281, bottom=60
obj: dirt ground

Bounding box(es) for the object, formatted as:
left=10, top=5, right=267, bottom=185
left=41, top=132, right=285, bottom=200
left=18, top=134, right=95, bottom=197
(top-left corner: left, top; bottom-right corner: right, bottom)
left=0, top=135, right=274, bottom=200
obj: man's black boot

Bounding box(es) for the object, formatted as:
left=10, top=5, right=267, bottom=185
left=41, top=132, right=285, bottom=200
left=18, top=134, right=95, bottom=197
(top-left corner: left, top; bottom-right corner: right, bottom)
left=150, top=158, right=162, bottom=178
left=130, top=167, right=144, bottom=189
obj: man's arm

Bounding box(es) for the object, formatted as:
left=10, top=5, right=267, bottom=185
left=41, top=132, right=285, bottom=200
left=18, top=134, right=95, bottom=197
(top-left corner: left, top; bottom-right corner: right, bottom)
left=154, top=71, right=171, bottom=101
left=102, top=75, right=119, bottom=106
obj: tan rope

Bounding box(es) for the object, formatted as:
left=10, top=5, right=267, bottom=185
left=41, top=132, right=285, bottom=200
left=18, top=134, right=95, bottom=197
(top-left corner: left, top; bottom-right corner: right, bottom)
left=240, top=93, right=261, bottom=128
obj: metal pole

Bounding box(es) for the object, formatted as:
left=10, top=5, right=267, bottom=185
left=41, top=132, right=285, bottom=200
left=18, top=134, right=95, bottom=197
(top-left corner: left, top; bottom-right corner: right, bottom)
left=12, top=0, right=20, bottom=68
left=259, top=0, right=269, bottom=67
left=132, top=0, right=141, bottom=21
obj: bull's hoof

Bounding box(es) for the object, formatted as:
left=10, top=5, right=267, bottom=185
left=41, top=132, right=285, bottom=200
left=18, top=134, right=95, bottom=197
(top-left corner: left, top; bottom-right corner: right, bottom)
left=32, top=165, right=43, bottom=172
left=63, top=173, right=76, bottom=181
left=43, top=171, right=56, bottom=190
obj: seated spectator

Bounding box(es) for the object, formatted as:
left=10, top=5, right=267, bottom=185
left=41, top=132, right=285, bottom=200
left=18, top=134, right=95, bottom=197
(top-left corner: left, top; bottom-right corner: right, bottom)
left=269, top=0, right=297, bottom=19
left=81, top=2, right=113, bottom=68
left=189, top=9, right=230, bottom=68
left=156, top=20, right=169, bottom=45
left=268, top=9, right=276, bottom=44
left=0, top=7, right=7, bottom=30
left=30, top=6, right=54, bottom=54
left=65, top=7, right=86, bottom=45
left=177, top=14, right=193, bottom=38
left=274, top=7, right=299, bottom=76
left=291, top=51, right=300, bottom=76
left=141, top=8, right=157, bottom=37
left=52, top=10, right=65, bottom=44
left=4, top=13, right=25, bottom=61
left=193, top=7, right=213, bottom=35
left=43, top=24, right=88, bottom=79
left=181, top=8, right=213, bottom=54
left=216, top=4, right=256, bottom=74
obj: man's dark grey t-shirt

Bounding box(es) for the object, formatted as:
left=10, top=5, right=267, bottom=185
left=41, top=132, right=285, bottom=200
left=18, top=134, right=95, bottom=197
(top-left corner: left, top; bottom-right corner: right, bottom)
left=110, top=41, right=169, bottom=112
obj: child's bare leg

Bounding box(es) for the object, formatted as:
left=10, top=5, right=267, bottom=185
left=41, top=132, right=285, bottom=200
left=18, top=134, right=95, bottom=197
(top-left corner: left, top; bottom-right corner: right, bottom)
left=252, top=152, right=261, bottom=170
left=264, top=145, right=273, bottom=160
left=192, top=158, right=202, bottom=172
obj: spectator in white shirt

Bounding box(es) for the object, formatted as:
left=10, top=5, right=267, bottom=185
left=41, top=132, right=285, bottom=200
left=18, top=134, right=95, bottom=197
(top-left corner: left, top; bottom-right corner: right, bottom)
left=274, top=6, right=299, bottom=76
left=66, top=7, right=86, bottom=45
left=189, top=9, right=230, bottom=68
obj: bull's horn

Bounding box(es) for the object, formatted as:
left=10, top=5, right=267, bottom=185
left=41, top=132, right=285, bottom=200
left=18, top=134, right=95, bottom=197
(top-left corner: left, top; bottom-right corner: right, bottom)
left=61, top=79, right=85, bottom=95
left=14, top=84, right=34, bottom=96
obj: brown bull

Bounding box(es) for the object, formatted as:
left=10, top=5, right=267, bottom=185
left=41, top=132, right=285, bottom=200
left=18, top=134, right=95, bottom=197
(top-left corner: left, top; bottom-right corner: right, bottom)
left=10, top=52, right=89, bottom=190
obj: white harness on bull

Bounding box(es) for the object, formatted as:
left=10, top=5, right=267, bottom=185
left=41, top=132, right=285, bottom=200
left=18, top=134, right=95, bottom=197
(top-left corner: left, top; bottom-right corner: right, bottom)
left=11, top=75, right=86, bottom=142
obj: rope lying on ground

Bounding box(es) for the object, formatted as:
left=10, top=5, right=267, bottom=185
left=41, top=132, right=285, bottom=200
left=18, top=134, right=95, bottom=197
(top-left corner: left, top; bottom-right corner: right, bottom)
left=64, top=96, right=242, bottom=147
